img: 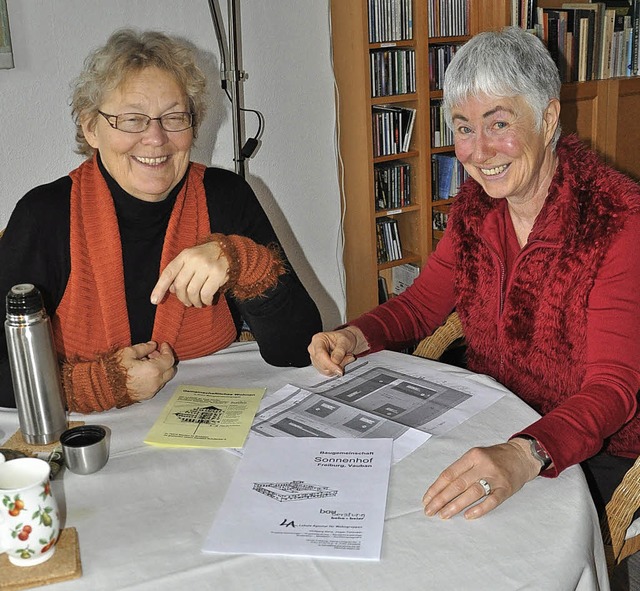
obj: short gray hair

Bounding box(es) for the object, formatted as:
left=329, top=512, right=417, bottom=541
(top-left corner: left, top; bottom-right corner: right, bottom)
left=443, top=26, right=561, bottom=147
left=71, top=28, right=208, bottom=157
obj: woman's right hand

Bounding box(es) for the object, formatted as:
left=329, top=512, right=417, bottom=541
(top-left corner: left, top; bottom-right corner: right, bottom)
left=150, top=241, right=229, bottom=308
left=117, top=341, right=177, bottom=402
left=307, top=326, right=369, bottom=376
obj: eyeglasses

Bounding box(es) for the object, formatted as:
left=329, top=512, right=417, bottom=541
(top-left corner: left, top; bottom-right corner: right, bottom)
left=98, top=110, right=194, bottom=133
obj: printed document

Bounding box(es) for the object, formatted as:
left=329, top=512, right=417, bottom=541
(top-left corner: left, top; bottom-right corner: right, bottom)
left=247, top=351, right=505, bottom=463
left=144, top=384, right=265, bottom=448
left=203, top=436, right=392, bottom=560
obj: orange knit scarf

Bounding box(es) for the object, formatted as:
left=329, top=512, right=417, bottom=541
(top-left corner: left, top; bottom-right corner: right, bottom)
left=53, top=156, right=236, bottom=362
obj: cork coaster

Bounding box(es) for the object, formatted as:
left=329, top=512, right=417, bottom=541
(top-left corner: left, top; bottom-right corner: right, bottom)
left=0, top=527, right=82, bottom=590
left=1, top=422, right=84, bottom=457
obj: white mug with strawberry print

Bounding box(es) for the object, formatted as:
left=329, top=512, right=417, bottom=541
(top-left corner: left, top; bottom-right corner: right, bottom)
left=0, top=457, right=60, bottom=566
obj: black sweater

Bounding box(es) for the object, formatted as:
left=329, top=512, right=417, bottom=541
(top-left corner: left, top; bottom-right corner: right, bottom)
left=0, top=162, right=322, bottom=408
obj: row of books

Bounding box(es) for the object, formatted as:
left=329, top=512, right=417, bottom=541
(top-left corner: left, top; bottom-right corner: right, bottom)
left=372, top=105, right=417, bottom=157
left=368, top=0, right=469, bottom=43
left=516, top=0, right=539, bottom=29
left=370, top=48, right=416, bottom=97
left=374, top=161, right=412, bottom=210
left=367, top=0, right=414, bottom=43
left=376, top=216, right=404, bottom=264
left=371, top=44, right=458, bottom=97
left=430, top=101, right=454, bottom=148
left=431, top=154, right=468, bottom=200
left=516, top=1, right=640, bottom=82
left=427, top=0, right=470, bottom=38
left=513, top=0, right=633, bottom=31
left=428, top=43, right=460, bottom=90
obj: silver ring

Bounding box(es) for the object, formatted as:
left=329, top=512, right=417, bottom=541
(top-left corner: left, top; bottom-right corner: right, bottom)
left=478, top=478, right=492, bottom=497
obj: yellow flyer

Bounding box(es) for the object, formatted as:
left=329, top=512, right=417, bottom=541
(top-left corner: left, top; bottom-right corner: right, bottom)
left=144, top=384, right=266, bottom=449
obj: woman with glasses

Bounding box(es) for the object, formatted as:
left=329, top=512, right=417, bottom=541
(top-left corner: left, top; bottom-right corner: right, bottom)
left=0, top=29, right=321, bottom=413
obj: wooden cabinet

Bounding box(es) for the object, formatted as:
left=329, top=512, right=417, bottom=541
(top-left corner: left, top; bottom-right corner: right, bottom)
left=560, top=77, right=640, bottom=180
left=330, top=1, right=640, bottom=322
left=559, top=81, right=607, bottom=152
left=606, top=78, right=640, bottom=180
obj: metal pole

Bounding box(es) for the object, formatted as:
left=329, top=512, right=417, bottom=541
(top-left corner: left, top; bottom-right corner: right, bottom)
left=227, top=0, right=245, bottom=177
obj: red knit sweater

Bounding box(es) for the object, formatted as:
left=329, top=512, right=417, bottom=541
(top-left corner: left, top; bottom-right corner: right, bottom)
left=351, top=136, right=640, bottom=475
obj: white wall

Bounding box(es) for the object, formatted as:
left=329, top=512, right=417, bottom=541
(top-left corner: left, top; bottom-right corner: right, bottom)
left=0, top=0, right=344, bottom=327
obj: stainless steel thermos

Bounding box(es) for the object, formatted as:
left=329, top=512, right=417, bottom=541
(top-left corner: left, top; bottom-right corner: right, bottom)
left=5, top=283, right=67, bottom=444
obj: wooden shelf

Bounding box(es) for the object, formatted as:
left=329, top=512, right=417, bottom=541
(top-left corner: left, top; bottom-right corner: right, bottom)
left=328, top=2, right=640, bottom=320
left=427, top=35, right=471, bottom=45
left=373, top=150, right=419, bottom=164
left=371, top=94, right=419, bottom=105
left=378, top=253, right=421, bottom=271
left=375, top=204, right=421, bottom=217
left=430, top=145, right=455, bottom=153
left=370, top=40, right=415, bottom=50
left=330, top=0, right=510, bottom=320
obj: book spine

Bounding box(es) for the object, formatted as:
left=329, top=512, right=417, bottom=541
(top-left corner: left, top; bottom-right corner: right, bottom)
left=633, top=0, right=640, bottom=75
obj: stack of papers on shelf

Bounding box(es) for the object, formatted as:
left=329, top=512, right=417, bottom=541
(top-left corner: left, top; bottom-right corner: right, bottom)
left=202, top=436, right=393, bottom=560
left=391, top=262, right=420, bottom=295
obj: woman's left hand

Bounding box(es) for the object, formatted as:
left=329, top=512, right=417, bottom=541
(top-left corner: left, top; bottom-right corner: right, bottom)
left=118, top=341, right=177, bottom=402
left=422, top=438, right=541, bottom=520
left=150, top=241, right=229, bottom=307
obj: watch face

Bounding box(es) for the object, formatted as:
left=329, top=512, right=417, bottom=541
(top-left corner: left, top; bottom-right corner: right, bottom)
left=535, top=442, right=550, bottom=459
left=531, top=440, right=551, bottom=469
left=519, top=436, right=551, bottom=470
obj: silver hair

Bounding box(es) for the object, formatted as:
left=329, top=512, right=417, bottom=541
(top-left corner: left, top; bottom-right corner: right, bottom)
left=71, top=29, right=208, bottom=158
left=443, top=26, right=561, bottom=147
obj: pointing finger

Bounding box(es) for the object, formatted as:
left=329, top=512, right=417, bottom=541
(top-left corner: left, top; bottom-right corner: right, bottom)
left=151, top=260, right=183, bottom=305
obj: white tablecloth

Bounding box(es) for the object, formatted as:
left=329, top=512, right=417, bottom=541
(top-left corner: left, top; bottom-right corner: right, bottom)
left=0, top=342, right=610, bottom=591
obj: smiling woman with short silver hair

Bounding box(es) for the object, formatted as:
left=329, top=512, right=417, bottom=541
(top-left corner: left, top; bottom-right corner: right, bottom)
left=308, top=26, right=640, bottom=520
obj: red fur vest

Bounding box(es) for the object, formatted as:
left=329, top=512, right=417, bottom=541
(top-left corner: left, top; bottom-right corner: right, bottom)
left=450, top=135, right=640, bottom=455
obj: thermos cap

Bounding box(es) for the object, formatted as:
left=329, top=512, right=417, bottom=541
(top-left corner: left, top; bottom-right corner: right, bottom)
left=6, top=284, right=44, bottom=315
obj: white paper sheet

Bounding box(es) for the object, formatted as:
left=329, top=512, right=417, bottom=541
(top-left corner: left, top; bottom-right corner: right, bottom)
left=244, top=352, right=506, bottom=463
left=203, top=437, right=393, bottom=560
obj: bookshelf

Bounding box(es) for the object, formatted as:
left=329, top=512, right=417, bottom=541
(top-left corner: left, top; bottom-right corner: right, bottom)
left=530, top=1, right=640, bottom=180
left=330, top=1, right=509, bottom=320
left=330, top=0, right=640, bottom=322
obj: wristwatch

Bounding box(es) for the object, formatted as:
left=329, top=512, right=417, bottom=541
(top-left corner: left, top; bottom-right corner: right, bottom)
left=518, top=435, right=552, bottom=472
